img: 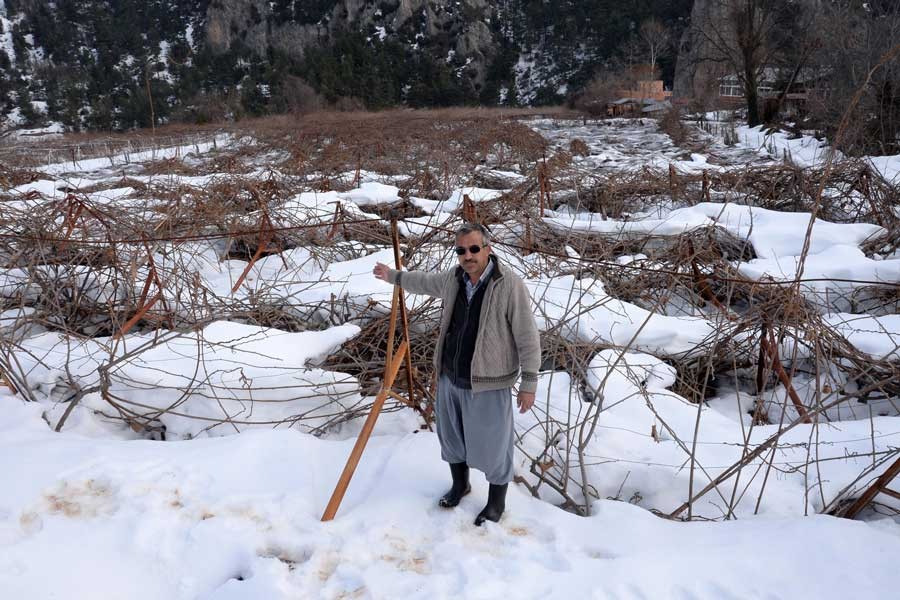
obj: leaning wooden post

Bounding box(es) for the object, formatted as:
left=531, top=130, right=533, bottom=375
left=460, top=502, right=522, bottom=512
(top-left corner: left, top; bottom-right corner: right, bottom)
left=538, top=168, right=544, bottom=216
left=0, top=369, right=19, bottom=395
left=232, top=215, right=274, bottom=293
left=462, top=194, right=478, bottom=223
left=320, top=340, right=408, bottom=522
left=523, top=212, right=533, bottom=255
left=842, top=455, right=900, bottom=519
left=385, top=285, right=400, bottom=361
left=391, top=220, right=418, bottom=414
left=762, top=327, right=811, bottom=424
left=669, top=163, right=678, bottom=202
left=321, top=224, right=413, bottom=521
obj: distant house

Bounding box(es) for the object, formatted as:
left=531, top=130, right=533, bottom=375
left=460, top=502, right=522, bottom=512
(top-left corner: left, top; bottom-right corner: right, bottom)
left=607, top=98, right=641, bottom=117
left=606, top=64, right=674, bottom=117
left=618, top=79, right=673, bottom=103
left=718, top=71, right=776, bottom=104
left=717, top=68, right=819, bottom=116
left=607, top=97, right=672, bottom=117
left=618, top=64, right=674, bottom=102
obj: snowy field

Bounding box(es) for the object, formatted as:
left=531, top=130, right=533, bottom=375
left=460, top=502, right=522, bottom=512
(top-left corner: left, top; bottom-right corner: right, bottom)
left=1, top=115, right=900, bottom=598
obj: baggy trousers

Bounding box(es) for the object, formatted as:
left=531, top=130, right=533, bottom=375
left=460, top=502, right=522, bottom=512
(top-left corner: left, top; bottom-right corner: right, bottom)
left=435, top=374, right=515, bottom=485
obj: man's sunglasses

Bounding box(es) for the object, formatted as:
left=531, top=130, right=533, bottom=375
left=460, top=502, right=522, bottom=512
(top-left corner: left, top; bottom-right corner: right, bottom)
left=454, top=244, right=487, bottom=256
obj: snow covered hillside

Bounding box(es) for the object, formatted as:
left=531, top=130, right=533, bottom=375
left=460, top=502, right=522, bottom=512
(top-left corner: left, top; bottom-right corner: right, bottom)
left=1, top=113, right=899, bottom=598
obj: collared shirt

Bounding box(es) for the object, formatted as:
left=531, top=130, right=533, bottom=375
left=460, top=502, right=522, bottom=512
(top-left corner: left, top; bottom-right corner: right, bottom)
left=464, top=259, right=494, bottom=303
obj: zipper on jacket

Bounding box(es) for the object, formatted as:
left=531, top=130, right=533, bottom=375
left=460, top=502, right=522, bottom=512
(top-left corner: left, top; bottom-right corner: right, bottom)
left=454, top=300, right=469, bottom=379
left=467, top=278, right=495, bottom=384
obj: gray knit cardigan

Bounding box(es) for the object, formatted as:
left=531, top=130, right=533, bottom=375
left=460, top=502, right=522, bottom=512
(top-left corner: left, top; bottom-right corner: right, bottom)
left=386, top=256, right=541, bottom=394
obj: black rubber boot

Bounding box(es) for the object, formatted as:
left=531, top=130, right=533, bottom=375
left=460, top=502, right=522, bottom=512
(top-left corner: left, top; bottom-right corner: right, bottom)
left=438, top=462, right=471, bottom=508
left=474, top=483, right=508, bottom=526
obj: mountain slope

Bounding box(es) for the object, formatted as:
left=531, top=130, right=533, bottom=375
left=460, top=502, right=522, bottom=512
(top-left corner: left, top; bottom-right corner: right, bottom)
left=0, top=0, right=691, bottom=131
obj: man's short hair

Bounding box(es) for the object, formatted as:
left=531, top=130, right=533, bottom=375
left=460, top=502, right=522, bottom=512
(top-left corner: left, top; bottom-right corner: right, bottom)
left=455, top=222, right=491, bottom=246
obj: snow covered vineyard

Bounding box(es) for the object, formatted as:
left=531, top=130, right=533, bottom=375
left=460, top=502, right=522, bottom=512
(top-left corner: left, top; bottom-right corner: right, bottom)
left=2, top=112, right=900, bottom=598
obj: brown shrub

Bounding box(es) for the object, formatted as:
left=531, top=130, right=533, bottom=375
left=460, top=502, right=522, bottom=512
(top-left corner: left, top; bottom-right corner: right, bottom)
left=569, top=138, right=590, bottom=156
left=273, top=76, right=325, bottom=115
left=657, top=107, right=688, bottom=147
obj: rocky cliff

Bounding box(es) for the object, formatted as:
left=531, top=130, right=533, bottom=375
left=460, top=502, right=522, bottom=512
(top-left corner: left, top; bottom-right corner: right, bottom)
left=0, top=0, right=692, bottom=130
left=204, top=0, right=496, bottom=88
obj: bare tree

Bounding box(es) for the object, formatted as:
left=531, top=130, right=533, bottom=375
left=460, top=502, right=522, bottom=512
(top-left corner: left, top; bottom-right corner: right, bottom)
left=639, top=18, right=671, bottom=72
left=575, top=61, right=637, bottom=115
left=808, top=1, right=900, bottom=155
left=692, top=0, right=805, bottom=127
left=620, top=35, right=644, bottom=69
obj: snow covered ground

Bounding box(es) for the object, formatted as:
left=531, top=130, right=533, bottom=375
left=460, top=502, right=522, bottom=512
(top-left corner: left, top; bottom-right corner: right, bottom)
left=3, top=396, right=900, bottom=599
left=2, top=118, right=899, bottom=598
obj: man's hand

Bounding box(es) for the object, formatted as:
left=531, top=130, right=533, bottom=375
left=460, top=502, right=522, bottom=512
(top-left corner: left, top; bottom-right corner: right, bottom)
left=517, top=391, right=535, bottom=414
left=373, top=262, right=391, bottom=282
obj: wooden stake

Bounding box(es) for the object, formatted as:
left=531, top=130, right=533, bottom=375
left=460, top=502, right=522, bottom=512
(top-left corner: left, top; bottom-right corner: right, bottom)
left=538, top=157, right=547, bottom=217
left=842, top=456, right=900, bottom=519
left=60, top=197, right=85, bottom=243
left=231, top=218, right=273, bottom=293
left=756, top=322, right=768, bottom=395
left=523, top=213, right=533, bottom=255
left=462, top=194, right=477, bottom=223
left=321, top=221, right=421, bottom=521
left=115, top=292, right=162, bottom=340
left=385, top=285, right=400, bottom=356
left=326, top=201, right=343, bottom=240
left=391, top=220, right=418, bottom=416
left=321, top=341, right=408, bottom=522
left=0, top=370, right=19, bottom=395
left=140, top=239, right=174, bottom=329
left=116, top=256, right=163, bottom=339
left=761, top=329, right=811, bottom=423
left=669, top=163, right=678, bottom=202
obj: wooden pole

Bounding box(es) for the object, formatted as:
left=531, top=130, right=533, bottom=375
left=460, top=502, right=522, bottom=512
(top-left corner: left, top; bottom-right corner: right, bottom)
left=462, top=194, right=477, bottom=223
left=669, top=163, right=678, bottom=202
left=321, top=223, right=418, bottom=521
left=321, top=340, right=408, bottom=522
left=538, top=157, right=547, bottom=217
left=386, top=280, right=399, bottom=340
left=524, top=213, right=532, bottom=255
left=762, top=328, right=811, bottom=424
left=842, top=456, right=900, bottom=519
left=231, top=219, right=273, bottom=293
left=0, top=370, right=19, bottom=395
left=391, top=220, right=418, bottom=415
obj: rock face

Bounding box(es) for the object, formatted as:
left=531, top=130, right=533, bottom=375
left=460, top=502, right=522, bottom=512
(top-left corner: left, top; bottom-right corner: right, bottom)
left=205, top=0, right=497, bottom=87
left=674, top=0, right=723, bottom=102
left=0, top=0, right=693, bottom=130
left=205, top=0, right=312, bottom=57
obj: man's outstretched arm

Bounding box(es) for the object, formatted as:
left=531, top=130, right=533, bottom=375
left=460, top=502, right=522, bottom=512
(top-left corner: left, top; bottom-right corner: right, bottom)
left=373, top=262, right=448, bottom=298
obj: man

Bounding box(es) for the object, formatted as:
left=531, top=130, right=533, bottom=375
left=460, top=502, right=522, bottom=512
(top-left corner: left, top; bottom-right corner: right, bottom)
left=373, top=223, right=541, bottom=526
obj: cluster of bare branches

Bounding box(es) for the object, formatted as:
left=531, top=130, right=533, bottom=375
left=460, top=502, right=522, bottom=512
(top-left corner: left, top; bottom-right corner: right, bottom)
left=1, top=111, right=898, bottom=519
